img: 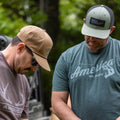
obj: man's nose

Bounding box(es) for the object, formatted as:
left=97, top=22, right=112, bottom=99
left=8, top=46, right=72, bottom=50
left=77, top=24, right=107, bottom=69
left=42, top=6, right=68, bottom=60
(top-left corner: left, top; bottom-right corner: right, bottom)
left=89, top=36, right=95, bottom=41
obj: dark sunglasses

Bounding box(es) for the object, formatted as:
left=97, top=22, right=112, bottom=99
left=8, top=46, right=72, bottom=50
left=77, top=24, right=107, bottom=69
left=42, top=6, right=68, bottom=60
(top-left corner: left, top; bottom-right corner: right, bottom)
left=26, top=46, right=38, bottom=66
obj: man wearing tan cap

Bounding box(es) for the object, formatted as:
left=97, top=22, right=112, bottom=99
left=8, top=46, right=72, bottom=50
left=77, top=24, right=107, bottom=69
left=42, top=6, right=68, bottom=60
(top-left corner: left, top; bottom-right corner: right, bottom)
left=0, top=25, right=53, bottom=120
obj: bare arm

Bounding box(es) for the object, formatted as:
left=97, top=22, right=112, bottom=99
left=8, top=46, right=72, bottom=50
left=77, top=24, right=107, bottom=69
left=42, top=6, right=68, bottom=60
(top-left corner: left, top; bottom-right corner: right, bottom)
left=51, top=91, right=81, bottom=120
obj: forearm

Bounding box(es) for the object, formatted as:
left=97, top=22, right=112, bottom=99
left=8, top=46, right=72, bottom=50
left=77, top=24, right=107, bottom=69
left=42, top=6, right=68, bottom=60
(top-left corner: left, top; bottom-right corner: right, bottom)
left=52, top=101, right=81, bottom=120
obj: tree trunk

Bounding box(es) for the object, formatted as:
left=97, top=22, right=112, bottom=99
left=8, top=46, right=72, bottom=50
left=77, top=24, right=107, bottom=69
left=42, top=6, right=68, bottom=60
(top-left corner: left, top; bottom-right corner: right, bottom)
left=42, top=0, right=60, bottom=44
left=39, top=0, right=60, bottom=115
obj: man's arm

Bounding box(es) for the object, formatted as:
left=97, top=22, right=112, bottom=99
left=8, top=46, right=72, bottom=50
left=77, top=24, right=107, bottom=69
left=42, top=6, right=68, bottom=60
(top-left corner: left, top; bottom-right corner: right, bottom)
left=51, top=91, right=81, bottom=120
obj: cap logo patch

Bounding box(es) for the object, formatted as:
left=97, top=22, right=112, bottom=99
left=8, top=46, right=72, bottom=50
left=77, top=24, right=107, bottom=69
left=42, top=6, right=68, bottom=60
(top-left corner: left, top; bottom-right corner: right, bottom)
left=90, top=17, right=105, bottom=27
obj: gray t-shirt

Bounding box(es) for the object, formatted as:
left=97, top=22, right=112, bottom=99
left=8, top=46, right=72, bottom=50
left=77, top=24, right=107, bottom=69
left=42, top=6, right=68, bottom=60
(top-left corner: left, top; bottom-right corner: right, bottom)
left=0, top=52, right=30, bottom=120
left=52, top=37, right=120, bottom=120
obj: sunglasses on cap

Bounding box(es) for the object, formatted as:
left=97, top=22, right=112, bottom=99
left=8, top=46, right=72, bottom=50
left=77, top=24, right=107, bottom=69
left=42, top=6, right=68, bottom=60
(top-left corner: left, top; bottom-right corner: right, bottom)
left=26, top=46, right=38, bottom=66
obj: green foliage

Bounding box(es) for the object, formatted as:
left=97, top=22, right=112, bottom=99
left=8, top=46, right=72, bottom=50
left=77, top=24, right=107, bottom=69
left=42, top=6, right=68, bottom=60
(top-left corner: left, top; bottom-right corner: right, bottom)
left=59, top=0, right=95, bottom=32
left=0, top=3, right=27, bottom=37
left=0, top=0, right=47, bottom=30
left=24, top=2, right=48, bottom=26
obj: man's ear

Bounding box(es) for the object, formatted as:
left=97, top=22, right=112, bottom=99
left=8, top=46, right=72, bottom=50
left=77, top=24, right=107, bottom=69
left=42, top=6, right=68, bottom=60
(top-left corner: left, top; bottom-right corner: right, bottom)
left=83, top=18, right=85, bottom=22
left=110, top=26, right=115, bottom=34
left=16, top=43, right=26, bottom=54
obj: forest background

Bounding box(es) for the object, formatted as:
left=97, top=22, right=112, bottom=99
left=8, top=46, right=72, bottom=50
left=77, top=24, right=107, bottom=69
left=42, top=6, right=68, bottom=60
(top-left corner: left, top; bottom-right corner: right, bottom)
left=0, top=0, right=120, bottom=115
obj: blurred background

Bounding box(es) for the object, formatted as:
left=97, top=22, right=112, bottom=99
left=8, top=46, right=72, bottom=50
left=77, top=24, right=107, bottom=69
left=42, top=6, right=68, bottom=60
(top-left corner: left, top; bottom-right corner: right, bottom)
left=0, top=0, right=120, bottom=119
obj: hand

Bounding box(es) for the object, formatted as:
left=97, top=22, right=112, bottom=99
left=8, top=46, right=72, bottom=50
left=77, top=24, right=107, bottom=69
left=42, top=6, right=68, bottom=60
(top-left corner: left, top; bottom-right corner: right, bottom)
left=116, top=116, right=120, bottom=120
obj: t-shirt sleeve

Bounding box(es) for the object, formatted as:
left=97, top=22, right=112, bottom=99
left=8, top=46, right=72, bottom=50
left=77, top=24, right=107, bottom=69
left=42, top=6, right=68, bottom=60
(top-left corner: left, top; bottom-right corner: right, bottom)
left=21, top=98, right=29, bottom=119
left=52, top=53, right=69, bottom=91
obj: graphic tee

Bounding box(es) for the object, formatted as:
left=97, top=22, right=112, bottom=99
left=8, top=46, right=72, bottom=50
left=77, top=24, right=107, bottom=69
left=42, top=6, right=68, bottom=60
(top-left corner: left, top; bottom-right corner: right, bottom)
left=0, top=52, right=30, bottom=120
left=52, top=37, right=120, bottom=120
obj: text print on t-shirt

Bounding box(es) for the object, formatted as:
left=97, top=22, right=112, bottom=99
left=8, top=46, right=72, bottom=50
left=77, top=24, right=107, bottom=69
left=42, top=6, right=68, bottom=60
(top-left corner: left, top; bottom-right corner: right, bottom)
left=71, top=59, right=115, bottom=79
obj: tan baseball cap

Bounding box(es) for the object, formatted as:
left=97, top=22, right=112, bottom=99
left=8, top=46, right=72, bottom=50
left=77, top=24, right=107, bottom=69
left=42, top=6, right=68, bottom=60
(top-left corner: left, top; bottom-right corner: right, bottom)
left=17, top=25, right=53, bottom=71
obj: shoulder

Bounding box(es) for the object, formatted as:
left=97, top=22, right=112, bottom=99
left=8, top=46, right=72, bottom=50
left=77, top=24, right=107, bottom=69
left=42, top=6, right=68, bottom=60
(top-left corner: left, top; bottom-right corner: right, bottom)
left=18, top=74, right=30, bottom=93
left=60, top=41, right=85, bottom=60
left=0, top=51, right=11, bottom=71
left=109, top=37, right=120, bottom=56
left=65, top=41, right=85, bottom=54
left=0, top=51, right=5, bottom=64
left=55, top=41, right=86, bottom=71
left=17, top=74, right=30, bottom=88
left=109, top=36, right=120, bottom=49
left=110, top=36, right=120, bottom=44
left=18, top=74, right=29, bottom=85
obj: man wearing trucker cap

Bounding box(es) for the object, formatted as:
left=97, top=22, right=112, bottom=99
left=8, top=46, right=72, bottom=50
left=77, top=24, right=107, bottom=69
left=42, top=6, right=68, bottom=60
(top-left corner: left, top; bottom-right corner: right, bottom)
left=51, top=5, right=120, bottom=120
left=0, top=25, right=53, bottom=120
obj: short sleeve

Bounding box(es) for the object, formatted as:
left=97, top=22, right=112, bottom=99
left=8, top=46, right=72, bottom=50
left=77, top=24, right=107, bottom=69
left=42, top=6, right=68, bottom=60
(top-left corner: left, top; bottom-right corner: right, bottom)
left=52, top=53, right=69, bottom=91
left=21, top=97, right=29, bottom=119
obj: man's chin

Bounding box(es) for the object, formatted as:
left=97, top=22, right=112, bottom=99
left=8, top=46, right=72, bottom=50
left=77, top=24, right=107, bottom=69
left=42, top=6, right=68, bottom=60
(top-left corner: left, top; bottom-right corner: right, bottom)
left=17, top=68, right=31, bottom=74
left=21, top=70, right=29, bottom=74
left=17, top=70, right=28, bottom=74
